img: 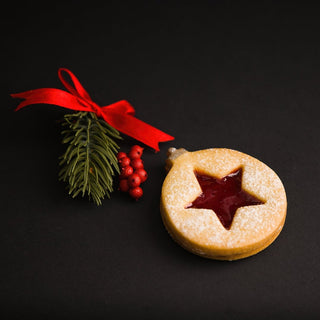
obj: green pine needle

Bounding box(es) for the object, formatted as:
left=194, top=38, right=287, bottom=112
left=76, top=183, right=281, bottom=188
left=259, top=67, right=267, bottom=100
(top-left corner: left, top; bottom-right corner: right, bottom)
left=59, top=111, right=122, bottom=205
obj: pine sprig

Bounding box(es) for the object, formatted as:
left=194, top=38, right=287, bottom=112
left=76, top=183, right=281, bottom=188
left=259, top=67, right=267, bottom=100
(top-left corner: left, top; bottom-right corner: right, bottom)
left=59, top=111, right=122, bottom=205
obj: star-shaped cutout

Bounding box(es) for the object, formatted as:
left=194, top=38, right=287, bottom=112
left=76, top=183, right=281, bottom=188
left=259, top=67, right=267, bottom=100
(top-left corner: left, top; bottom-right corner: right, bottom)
left=186, top=168, right=264, bottom=230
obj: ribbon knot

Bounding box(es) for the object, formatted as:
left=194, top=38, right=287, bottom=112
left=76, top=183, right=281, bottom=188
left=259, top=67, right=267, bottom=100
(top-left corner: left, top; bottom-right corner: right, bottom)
left=88, top=101, right=104, bottom=118
left=11, top=68, right=174, bottom=151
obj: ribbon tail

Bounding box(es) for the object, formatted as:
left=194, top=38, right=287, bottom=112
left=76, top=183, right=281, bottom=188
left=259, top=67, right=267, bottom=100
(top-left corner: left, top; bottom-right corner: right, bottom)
left=11, top=88, right=90, bottom=112
left=102, top=111, right=174, bottom=152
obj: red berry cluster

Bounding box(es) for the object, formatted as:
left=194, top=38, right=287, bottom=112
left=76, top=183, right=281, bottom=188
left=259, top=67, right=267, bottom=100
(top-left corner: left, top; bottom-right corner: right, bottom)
left=117, top=145, right=148, bottom=200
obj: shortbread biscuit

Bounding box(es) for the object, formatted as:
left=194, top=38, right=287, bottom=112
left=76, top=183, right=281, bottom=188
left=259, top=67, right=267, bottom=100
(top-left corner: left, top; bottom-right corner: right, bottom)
left=160, top=148, right=287, bottom=260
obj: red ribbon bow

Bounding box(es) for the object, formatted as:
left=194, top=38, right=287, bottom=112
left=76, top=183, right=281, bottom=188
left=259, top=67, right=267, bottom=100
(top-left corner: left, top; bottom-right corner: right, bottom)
left=11, top=68, right=174, bottom=151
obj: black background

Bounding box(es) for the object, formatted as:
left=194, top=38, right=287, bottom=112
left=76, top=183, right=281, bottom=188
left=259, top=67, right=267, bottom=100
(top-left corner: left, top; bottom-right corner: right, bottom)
left=1, top=1, right=320, bottom=319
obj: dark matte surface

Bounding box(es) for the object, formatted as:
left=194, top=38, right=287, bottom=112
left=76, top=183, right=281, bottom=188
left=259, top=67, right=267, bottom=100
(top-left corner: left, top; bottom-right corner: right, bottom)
left=1, top=1, right=320, bottom=319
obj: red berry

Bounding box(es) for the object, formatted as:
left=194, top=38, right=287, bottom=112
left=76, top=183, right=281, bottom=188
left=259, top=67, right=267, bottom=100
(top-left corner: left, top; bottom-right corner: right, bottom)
left=119, top=156, right=131, bottom=167
left=119, top=179, right=129, bottom=192
left=131, top=158, right=144, bottom=169
left=131, top=144, right=144, bottom=153
left=117, top=152, right=127, bottom=160
left=121, top=165, right=133, bottom=177
left=129, top=186, right=143, bottom=199
left=128, top=173, right=141, bottom=188
left=128, top=145, right=144, bottom=159
left=134, top=168, right=148, bottom=183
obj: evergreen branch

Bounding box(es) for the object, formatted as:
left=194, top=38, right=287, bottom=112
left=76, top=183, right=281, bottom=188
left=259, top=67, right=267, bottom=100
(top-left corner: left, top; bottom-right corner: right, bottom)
left=59, top=111, right=122, bottom=205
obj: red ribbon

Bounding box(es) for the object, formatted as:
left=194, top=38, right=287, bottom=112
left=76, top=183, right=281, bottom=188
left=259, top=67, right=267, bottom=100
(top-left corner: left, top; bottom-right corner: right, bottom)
left=11, top=68, right=174, bottom=151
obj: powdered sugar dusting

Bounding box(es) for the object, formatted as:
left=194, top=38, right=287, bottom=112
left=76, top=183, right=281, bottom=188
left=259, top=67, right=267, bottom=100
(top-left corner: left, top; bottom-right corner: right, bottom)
left=161, top=148, right=287, bottom=255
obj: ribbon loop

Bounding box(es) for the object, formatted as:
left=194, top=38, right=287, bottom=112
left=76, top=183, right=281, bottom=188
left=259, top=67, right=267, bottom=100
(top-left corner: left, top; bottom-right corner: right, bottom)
left=11, top=68, right=174, bottom=151
left=58, top=68, right=92, bottom=101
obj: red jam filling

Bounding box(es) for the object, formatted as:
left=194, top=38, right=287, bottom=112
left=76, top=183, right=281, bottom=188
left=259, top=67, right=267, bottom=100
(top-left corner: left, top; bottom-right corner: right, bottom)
left=186, top=168, right=264, bottom=230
